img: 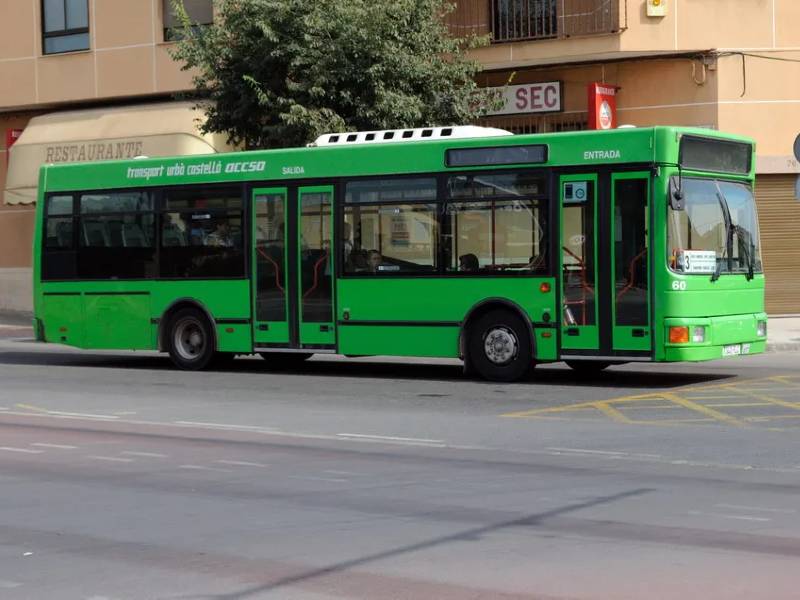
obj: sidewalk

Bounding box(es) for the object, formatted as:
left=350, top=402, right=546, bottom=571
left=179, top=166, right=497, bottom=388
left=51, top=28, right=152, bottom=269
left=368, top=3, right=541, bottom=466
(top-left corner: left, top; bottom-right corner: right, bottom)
left=764, top=316, right=800, bottom=352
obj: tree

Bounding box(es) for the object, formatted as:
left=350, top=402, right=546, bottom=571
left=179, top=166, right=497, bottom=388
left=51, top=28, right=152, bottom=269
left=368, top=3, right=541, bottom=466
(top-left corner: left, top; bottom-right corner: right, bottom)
left=170, top=0, right=495, bottom=149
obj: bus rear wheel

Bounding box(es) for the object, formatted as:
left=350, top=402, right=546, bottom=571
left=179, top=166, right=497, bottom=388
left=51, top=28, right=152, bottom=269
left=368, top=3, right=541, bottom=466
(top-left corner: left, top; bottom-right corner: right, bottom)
left=167, top=308, right=216, bottom=371
left=467, top=310, right=532, bottom=382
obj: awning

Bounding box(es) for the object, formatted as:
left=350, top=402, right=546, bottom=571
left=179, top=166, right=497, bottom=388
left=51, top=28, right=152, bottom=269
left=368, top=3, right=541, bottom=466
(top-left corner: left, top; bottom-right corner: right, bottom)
left=4, top=101, right=233, bottom=205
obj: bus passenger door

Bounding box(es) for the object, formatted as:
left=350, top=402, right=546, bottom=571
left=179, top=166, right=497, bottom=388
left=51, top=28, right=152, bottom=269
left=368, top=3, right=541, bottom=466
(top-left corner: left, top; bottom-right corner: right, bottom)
left=252, top=188, right=290, bottom=345
left=559, top=175, right=599, bottom=352
left=297, top=186, right=335, bottom=347
left=611, top=173, right=651, bottom=352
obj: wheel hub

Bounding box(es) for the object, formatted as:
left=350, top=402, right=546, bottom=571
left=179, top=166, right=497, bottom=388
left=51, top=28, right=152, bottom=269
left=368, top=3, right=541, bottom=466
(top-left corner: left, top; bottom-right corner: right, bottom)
left=174, top=319, right=206, bottom=361
left=483, top=327, right=518, bottom=365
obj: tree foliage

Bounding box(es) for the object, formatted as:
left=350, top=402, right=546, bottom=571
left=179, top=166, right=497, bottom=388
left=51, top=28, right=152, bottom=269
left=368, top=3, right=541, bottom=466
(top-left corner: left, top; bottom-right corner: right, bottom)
left=170, top=0, right=494, bottom=149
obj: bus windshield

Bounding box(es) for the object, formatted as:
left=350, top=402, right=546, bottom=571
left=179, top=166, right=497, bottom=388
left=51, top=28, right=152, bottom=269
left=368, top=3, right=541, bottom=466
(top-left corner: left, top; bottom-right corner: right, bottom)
left=668, top=178, right=762, bottom=277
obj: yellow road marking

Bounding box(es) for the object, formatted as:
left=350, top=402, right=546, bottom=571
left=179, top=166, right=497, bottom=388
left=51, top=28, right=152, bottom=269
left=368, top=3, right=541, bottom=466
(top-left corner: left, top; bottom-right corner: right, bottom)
left=501, top=393, right=656, bottom=418
left=704, top=402, right=772, bottom=408
left=502, top=376, right=800, bottom=427
left=767, top=375, right=800, bottom=388
left=658, top=392, right=748, bottom=427
left=722, top=386, right=800, bottom=411
left=682, top=395, right=740, bottom=400
left=595, top=402, right=634, bottom=424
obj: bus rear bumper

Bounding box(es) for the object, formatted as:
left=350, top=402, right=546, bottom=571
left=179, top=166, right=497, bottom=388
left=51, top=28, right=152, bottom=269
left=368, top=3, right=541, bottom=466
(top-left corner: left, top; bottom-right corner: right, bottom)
left=663, top=313, right=767, bottom=362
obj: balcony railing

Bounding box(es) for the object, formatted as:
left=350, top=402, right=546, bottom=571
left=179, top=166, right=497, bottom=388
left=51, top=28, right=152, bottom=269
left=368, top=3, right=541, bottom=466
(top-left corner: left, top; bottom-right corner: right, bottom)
left=445, top=0, right=622, bottom=43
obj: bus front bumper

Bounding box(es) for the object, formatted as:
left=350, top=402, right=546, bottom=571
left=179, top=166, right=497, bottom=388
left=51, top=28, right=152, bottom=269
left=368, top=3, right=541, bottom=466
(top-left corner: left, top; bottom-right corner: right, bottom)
left=663, top=313, right=767, bottom=362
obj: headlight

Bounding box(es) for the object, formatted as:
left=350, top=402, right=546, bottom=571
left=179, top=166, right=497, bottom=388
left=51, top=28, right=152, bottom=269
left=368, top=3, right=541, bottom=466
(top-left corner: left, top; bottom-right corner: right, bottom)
left=757, top=321, right=767, bottom=337
left=692, top=327, right=706, bottom=343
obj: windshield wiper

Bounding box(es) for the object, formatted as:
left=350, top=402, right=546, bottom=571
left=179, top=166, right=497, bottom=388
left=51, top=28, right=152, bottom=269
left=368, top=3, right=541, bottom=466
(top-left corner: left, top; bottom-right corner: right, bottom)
left=733, top=224, right=755, bottom=281
left=711, top=190, right=733, bottom=283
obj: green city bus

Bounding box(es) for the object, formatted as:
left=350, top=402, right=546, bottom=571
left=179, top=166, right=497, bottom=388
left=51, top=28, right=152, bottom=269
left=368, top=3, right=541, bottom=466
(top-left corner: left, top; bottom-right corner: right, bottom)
left=33, top=125, right=767, bottom=381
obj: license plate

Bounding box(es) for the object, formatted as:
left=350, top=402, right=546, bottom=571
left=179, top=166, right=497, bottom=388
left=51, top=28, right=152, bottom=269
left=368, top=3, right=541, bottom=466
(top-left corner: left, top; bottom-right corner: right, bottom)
left=722, top=344, right=742, bottom=357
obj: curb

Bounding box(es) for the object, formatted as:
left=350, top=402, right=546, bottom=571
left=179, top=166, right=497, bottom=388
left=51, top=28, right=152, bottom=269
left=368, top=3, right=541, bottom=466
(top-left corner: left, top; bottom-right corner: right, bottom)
left=766, top=342, right=800, bottom=353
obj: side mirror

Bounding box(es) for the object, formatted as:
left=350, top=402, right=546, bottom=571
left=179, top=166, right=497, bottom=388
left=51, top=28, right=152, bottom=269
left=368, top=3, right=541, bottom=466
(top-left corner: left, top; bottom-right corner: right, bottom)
left=669, top=178, right=685, bottom=211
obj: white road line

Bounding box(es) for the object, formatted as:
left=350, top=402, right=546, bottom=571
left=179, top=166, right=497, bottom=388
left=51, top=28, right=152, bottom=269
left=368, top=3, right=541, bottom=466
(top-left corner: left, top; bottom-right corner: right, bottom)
left=337, top=433, right=445, bottom=445
left=87, top=456, right=133, bottom=463
left=215, top=460, right=269, bottom=468
left=44, top=410, right=119, bottom=419
left=121, top=451, right=167, bottom=458
left=175, top=421, right=278, bottom=432
left=290, top=475, right=349, bottom=483
left=547, top=447, right=627, bottom=456
left=31, top=443, right=77, bottom=450
left=0, top=579, right=22, bottom=589
left=714, top=503, right=797, bottom=514
left=0, top=447, right=43, bottom=454
left=324, top=470, right=363, bottom=476
left=178, top=464, right=230, bottom=472
left=688, top=510, right=771, bottom=522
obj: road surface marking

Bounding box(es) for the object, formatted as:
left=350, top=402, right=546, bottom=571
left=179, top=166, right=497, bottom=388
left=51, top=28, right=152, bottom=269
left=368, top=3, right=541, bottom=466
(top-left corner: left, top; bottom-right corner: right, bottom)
left=15, top=403, right=119, bottom=420
left=87, top=456, right=133, bottom=463
left=31, top=443, right=76, bottom=449
left=688, top=510, right=770, bottom=522
left=121, top=451, right=166, bottom=458
left=595, top=402, right=634, bottom=424
left=336, top=433, right=445, bottom=445
left=0, top=446, right=43, bottom=454
left=714, top=503, right=796, bottom=514
left=175, top=420, right=278, bottom=432
left=324, top=469, right=363, bottom=476
left=216, top=460, right=268, bottom=468
left=178, top=464, right=230, bottom=472
left=0, top=580, right=22, bottom=589
left=659, top=392, right=748, bottom=427
left=547, top=447, right=627, bottom=456
left=290, top=475, right=349, bottom=483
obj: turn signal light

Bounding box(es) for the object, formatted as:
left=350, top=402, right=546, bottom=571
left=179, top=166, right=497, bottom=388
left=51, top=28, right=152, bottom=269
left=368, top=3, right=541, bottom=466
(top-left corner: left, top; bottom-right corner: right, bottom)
left=540, top=282, right=551, bottom=293
left=669, top=326, right=690, bottom=344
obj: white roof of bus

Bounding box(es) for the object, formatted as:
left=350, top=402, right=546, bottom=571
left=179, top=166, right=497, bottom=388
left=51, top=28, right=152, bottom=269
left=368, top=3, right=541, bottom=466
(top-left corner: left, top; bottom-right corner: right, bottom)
left=311, top=126, right=512, bottom=147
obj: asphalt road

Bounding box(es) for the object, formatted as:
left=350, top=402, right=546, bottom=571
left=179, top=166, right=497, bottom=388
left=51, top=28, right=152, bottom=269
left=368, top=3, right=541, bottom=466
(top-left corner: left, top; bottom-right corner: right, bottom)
left=1, top=335, right=799, bottom=599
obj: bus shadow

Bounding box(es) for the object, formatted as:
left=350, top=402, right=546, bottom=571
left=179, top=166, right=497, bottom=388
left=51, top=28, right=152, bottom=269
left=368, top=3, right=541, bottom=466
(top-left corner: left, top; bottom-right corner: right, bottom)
left=0, top=348, right=736, bottom=389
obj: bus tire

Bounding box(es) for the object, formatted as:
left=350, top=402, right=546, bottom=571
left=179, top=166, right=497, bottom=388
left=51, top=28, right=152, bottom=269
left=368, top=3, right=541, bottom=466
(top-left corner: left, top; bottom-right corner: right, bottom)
left=167, top=308, right=216, bottom=371
left=565, top=360, right=612, bottom=373
left=258, top=352, right=313, bottom=367
left=467, top=309, right=532, bottom=382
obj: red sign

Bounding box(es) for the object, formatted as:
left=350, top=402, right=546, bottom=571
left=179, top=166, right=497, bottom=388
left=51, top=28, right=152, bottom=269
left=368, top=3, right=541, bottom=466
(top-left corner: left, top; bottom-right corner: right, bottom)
left=5, top=129, right=23, bottom=166
left=588, top=83, right=618, bottom=130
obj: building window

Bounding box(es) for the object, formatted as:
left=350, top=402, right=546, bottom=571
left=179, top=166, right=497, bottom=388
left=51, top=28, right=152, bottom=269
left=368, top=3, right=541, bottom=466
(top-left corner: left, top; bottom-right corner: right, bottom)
left=492, top=0, right=557, bottom=43
left=163, top=0, right=213, bottom=41
left=42, top=0, right=89, bottom=55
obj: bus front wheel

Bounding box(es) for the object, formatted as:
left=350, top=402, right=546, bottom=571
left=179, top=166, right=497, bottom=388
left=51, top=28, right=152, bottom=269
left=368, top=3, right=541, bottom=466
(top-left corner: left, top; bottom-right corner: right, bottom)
left=467, top=310, right=533, bottom=382
left=167, top=308, right=216, bottom=371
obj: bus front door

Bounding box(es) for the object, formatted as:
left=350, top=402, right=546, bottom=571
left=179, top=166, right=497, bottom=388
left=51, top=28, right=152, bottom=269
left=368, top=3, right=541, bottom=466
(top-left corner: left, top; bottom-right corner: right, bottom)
left=610, top=173, right=651, bottom=353
left=559, top=172, right=652, bottom=360
left=252, top=185, right=336, bottom=351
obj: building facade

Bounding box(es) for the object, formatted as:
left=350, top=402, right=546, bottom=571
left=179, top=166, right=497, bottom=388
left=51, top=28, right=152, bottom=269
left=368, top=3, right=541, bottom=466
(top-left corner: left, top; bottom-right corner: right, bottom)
left=447, top=0, right=800, bottom=314
left=1, top=1, right=799, bottom=314
left=0, top=0, right=227, bottom=312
